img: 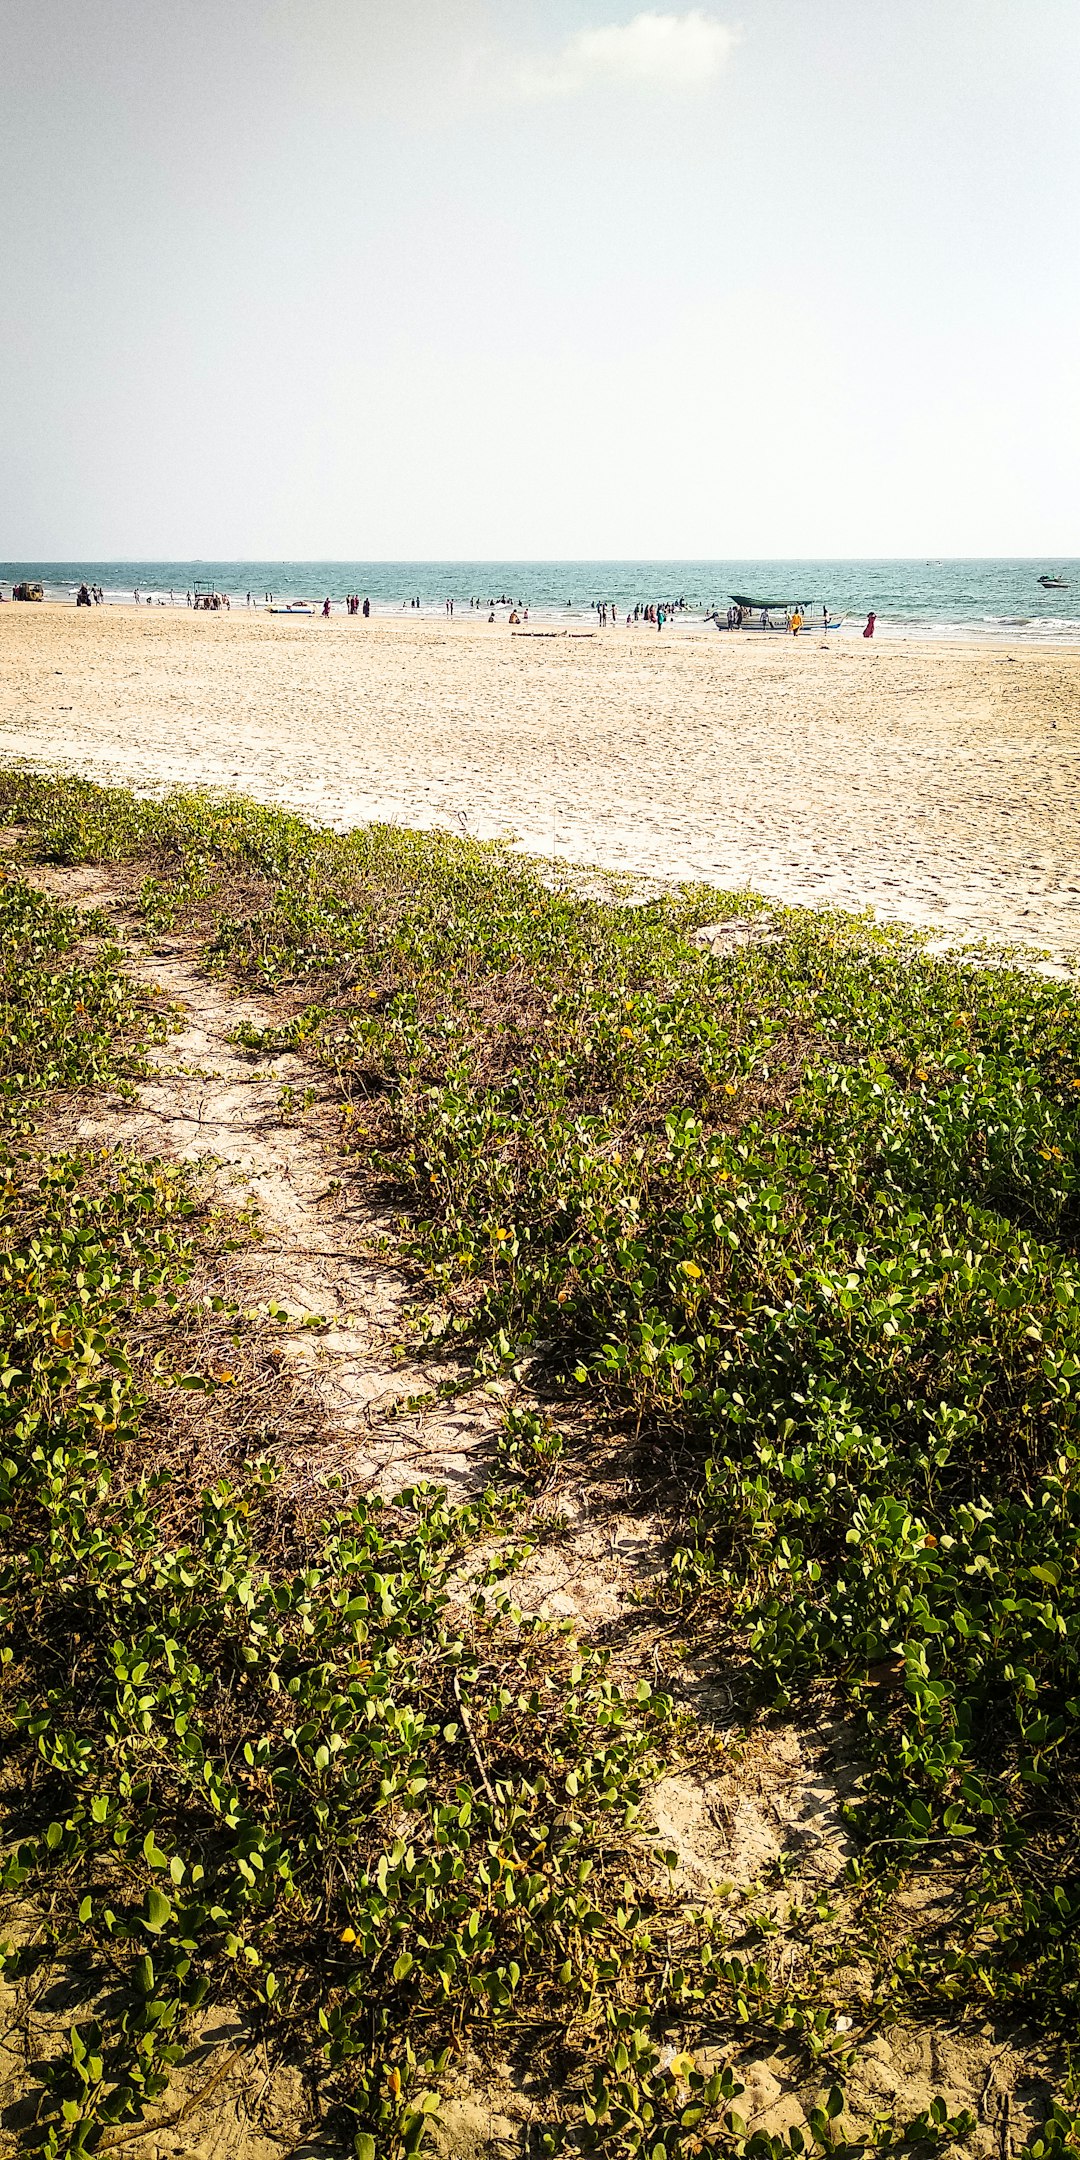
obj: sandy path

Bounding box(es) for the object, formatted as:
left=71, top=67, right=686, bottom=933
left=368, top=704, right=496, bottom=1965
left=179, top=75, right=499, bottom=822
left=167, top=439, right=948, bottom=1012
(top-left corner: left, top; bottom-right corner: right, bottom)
left=23, top=858, right=502, bottom=1498
left=2, top=604, right=1078, bottom=963
left=23, top=857, right=662, bottom=1622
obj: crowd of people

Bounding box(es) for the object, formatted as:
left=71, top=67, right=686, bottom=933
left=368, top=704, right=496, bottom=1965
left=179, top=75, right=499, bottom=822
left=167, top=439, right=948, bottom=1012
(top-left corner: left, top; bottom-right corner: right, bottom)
left=4, top=584, right=880, bottom=640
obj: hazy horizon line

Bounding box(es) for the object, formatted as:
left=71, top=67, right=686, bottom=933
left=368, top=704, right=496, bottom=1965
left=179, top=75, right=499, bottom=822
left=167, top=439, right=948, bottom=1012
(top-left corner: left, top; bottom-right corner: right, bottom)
left=4, top=553, right=1078, bottom=567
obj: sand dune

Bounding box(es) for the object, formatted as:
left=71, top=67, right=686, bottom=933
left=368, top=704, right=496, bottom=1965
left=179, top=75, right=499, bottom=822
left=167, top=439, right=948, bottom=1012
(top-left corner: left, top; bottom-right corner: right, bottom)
left=1, top=604, right=1078, bottom=965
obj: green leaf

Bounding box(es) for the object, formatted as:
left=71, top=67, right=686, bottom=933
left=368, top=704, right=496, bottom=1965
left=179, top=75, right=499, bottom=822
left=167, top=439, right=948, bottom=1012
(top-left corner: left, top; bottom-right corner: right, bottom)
left=145, top=1886, right=172, bottom=1933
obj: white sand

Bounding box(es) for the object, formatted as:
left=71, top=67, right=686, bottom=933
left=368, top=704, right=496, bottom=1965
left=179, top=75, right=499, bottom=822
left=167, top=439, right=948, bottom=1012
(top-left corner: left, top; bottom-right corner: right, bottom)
left=1, top=604, right=1078, bottom=963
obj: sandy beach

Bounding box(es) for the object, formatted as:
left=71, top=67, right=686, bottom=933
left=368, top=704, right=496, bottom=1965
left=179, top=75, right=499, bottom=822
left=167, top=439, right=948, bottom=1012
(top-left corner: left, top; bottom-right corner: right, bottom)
left=1, top=603, right=1078, bottom=965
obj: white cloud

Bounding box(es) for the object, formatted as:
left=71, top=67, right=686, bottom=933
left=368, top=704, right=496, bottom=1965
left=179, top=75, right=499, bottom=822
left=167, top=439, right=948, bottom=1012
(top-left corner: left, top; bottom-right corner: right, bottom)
left=517, top=11, right=739, bottom=98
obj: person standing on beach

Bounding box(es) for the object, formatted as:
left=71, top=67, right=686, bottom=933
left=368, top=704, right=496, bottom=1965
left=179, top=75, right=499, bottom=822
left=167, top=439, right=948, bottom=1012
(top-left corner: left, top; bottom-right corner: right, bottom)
left=363, top=596, right=370, bottom=618
left=790, top=608, right=803, bottom=637
left=323, top=597, right=331, bottom=617
left=864, top=611, right=876, bottom=638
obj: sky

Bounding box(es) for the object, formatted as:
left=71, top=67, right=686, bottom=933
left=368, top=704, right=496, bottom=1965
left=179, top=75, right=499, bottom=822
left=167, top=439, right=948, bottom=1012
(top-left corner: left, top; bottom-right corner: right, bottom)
left=1, top=0, right=1078, bottom=559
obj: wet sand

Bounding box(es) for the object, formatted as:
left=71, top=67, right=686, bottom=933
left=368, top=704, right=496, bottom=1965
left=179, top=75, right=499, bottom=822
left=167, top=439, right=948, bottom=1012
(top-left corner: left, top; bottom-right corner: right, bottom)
left=1, top=604, right=1078, bottom=964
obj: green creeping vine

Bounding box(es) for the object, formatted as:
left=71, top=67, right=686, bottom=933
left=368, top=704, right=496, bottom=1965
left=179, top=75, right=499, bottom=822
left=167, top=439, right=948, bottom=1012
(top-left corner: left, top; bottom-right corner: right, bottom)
left=0, top=1134, right=682, bottom=2152
left=1, top=1361, right=670, bottom=2145
left=0, top=875, right=155, bottom=1113
left=0, top=773, right=1079, bottom=2157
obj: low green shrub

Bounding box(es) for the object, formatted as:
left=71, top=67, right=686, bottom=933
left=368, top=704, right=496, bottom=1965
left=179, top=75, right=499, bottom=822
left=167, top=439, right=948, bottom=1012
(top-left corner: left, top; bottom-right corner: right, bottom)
left=2, top=771, right=1078, bottom=2152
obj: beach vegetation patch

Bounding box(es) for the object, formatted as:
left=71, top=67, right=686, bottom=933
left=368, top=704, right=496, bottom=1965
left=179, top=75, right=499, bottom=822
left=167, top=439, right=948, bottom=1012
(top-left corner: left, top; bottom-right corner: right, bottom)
left=0, top=772, right=1078, bottom=2155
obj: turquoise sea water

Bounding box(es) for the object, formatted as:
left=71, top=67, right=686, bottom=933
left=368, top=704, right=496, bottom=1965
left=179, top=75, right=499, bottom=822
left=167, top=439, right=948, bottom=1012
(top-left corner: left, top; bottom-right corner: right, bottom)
left=2, top=560, right=1079, bottom=642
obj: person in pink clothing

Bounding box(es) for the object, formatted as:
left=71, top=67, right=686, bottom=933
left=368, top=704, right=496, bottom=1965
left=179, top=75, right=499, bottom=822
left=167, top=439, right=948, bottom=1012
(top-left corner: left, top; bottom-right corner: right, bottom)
left=863, top=611, right=876, bottom=638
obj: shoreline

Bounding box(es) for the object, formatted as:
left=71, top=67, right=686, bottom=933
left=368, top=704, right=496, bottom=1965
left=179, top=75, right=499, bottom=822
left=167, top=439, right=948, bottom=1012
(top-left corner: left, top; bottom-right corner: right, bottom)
left=2, top=604, right=1078, bottom=971
left=7, top=595, right=1080, bottom=655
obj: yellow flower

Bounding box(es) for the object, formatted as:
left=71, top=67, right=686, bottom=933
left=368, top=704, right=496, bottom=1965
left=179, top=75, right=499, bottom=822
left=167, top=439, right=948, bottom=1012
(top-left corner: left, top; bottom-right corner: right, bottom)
left=340, top=1926, right=357, bottom=1944
left=494, top=1227, right=511, bottom=1241
left=681, top=1260, right=702, bottom=1279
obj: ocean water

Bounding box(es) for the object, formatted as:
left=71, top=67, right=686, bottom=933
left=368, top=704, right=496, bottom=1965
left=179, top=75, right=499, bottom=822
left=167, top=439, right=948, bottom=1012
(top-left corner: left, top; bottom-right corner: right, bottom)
left=2, top=559, right=1079, bottom=643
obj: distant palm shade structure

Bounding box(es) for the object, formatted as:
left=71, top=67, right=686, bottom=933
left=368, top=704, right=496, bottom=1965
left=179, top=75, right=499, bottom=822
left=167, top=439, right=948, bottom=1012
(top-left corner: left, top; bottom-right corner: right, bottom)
left=1, top=560, right=1079, bottom=642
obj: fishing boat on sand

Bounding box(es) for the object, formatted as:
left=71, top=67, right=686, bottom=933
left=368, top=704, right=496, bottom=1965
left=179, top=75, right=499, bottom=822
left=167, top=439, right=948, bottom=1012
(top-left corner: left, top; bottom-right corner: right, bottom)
left=266, top=601, right=315, bottom=616
left=726, top=595, right=844, bottom=630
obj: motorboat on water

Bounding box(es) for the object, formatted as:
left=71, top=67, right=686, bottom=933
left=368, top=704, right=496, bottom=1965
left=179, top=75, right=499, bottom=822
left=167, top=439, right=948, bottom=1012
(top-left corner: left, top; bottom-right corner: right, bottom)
left=1038, top=573, right=1069, bottom=590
